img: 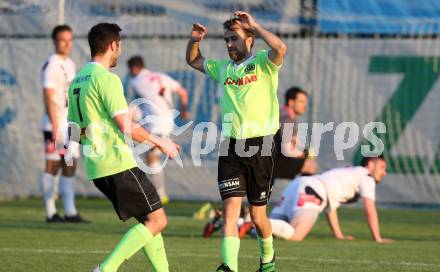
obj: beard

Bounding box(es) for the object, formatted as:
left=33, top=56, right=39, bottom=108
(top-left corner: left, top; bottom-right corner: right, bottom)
left=110, top=57, right=118, bottom=68
left=228, top=49, right=247, bottom=62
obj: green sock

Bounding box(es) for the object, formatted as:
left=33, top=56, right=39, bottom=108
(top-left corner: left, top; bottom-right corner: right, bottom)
left=142, top=233, right=169, bottom=272
left=257, top=235, right=274, bottom=263
left=100, top=223, right=153, bottom=272
left=222, top=236, right=240, bottom=272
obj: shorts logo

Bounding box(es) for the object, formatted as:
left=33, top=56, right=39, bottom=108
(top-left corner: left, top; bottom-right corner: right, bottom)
left=260, top=191, right=267, bottom=199
left=219, top=178, right=240, bottom=190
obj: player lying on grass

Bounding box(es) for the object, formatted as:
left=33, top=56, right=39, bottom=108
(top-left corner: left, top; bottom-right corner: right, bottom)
left=265, top=156, right=394, bottom=243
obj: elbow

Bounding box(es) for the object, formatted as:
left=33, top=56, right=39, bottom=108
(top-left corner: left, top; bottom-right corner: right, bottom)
left=278, top=42, right=287, bottom=57
left=185, top=54, right=195, bottom=67
left=117, top=123, right=128, bottom=135
left=114, top=119, right=129, bottom=135
left=186, top=60, right=195, bottom=69
left=186, top=58, right=197, bottom=69
left=185, top=56, right=192, bottom=66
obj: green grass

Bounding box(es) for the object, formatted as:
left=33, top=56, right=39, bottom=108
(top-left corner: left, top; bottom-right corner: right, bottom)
left=0, top=198, right=439, bottom=272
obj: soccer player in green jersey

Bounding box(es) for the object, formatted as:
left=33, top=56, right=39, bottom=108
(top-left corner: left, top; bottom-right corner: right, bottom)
left=186, top=11, right=287, bottom=272
left=66, top=23, right=179, bottom=272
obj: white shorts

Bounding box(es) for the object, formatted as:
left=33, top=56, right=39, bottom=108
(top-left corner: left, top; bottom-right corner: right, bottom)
left=44, top=123, right=80, bottom=161
left=136, top=104, right=174, bottom=136
left=270, top=176, right=327, bottom=222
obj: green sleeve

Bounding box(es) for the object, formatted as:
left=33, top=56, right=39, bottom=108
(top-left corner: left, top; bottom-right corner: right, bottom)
left=100, top=74, right=129, bottom=118
left=204, top=59, right=227, bottom=81
left=257, top=49, right=282, bottom=74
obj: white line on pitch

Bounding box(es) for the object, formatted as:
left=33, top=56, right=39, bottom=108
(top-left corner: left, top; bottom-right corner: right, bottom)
left=0, top=247, right=439, bottom=269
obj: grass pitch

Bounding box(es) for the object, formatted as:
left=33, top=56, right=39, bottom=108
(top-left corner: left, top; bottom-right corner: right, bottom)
left=0, top=198, right=439, bottom=271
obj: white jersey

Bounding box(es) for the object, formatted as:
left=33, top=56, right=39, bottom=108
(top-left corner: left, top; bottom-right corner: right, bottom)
left=41, top=54, right=76, bottom=131
left=317, top=166, right=376, bottom=211
left=270, top=166, right=376, bottom=220
left=271, top=176, right=327, bottom=221
left=129, top=69, right=181, bottom=135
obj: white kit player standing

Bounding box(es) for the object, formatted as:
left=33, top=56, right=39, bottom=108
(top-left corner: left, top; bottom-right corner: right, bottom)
left=127, top=56, right=189, bottom=204
left=40, top=25, right=87, bottom=223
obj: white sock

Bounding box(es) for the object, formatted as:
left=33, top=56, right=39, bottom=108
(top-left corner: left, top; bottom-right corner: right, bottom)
left=59, top=176, right=77, bottom=216
left=40, top=173, right=57, bottom=218
left=270, top=218, right=295, bottom=240
left=150, top=161, right=167, bottom=198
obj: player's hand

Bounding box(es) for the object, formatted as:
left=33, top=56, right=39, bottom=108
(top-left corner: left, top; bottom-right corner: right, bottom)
left=154, top=137, right=180, bottom=159
left=191, top=23, right=207, bottom=42
left=376, top=238, right=394, bottom=244
left=233, top=11, right=258, bottom=30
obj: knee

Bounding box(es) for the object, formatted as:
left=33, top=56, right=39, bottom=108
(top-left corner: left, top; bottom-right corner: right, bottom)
left=290, top=234, right=306, bottom=241
left=157, top=214, right=168, bottom=231
left=223, top=213, right=239, bottom=227
left=147, top=213, right=168, bottom=232
left=250, top=210, right=267, bottom=227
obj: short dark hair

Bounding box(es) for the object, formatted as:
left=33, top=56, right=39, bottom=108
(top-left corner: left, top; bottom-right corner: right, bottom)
left=223, top=18, right=255, bottom=47
left=127, top=56, right=144, bottom=68
left=88, top=23, right=122, bottom=57
left=51, top=24, right=72, bottom=40
left=360, top=155, right=385, bottom=167
left=284, top=86, right=308, bottom=105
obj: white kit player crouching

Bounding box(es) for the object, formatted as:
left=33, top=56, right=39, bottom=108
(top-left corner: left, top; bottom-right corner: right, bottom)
left=40, top=25, right=87, bottom=223
left=127, top=56, right=189, bottom=204
left=269, top=156, right=393, bottom=243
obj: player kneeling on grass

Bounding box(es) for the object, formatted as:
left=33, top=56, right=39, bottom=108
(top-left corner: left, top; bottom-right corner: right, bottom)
left=265, top=156, right=393, bottom=243
left=66, top=23, right=179, bottom=272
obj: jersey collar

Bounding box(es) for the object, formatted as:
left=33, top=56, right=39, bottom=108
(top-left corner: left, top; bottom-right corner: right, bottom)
left=88, top=61, right=103, bottom=67
left=232, top=54, right=256, bottom=70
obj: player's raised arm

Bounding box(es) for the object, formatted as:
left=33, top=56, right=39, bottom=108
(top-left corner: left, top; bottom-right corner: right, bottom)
left=234, top=11, right=287, bottom=66
left=326, top=209, right=354, bottom=241
left=362, top=197, right=394, bottom=243
left=186, top=23, right=207, bottom=73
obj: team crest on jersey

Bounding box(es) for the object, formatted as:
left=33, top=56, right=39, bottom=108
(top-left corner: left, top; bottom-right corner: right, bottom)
left=244, top=63, right=256, bottom=73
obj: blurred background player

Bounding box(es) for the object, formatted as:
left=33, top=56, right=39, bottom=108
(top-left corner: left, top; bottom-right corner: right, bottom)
left=274, top=86, right=318, bottom=178
left=67, top=23, right=180, bottom=272
left=40, top=24, right=87, bottom=223
left=127, top=56, right=189, bottom=204
left=186, top=10, right=287, bottom=272
left=267, top=156, right=394, bottom=243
